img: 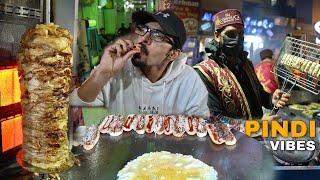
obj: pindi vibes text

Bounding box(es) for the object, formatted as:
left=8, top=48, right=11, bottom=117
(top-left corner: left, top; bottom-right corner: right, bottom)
left=245, top=120, right=317, bottom=151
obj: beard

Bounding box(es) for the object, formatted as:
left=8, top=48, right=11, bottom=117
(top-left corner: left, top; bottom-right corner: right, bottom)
left=131, top=54, right=146, bottom=67
left=131, top=43, right=149, bottom=67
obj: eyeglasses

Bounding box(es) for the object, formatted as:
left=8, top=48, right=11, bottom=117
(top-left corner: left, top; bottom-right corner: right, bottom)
left=134, top=24, right=174, bottom=45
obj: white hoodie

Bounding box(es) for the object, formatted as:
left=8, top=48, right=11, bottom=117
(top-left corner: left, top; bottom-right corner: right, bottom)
left=70, top=54, right=210, bottom=118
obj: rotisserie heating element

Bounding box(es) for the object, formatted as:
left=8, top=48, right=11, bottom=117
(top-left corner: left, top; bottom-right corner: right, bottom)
left=0, top=0, right=43, bottom=157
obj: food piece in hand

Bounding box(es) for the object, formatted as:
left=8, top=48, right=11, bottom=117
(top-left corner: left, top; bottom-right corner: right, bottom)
left=163, top=116, right=174, bottom=135
left=132, top=44, right=141, bottom=51
left=153, top=115, right=165, bottom=135
left=135, top=114, right=146, bottom=134
left=99, top=115, right=115, bottom=134
left=206, top=124, right=225, bottom=145
left=109, top=115, right=124, bottom=136
left=173, top=116, right=185, bottom=137
left=196, top=118, right=207, bottom=137
left=186, top=116, right=198, bottom=136
left=123, top=114, right=137, bottom=132
left=83, top=125, right=100, bottom=150
left=145, top=114, right=156, bottom=133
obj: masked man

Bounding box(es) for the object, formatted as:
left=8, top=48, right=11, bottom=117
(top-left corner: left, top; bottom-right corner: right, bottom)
left=194, top=9, right=290, bottom=123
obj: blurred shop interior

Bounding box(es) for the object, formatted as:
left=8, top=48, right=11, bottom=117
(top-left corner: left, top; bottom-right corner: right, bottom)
left=73, top=0, right=320, bottom=75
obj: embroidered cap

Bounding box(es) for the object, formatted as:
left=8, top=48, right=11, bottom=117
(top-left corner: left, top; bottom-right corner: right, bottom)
left=214, top=9, right=244, bottom=31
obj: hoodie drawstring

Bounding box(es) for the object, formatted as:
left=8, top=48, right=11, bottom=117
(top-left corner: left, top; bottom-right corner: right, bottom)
left=141, top=78, right=144, bottom=110
left=121, top=78, right=124, bottom=115
left=161, top=81, right=166, bottom=115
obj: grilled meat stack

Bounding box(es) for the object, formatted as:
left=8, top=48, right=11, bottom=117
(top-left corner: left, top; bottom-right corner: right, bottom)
left=18, top=23, right=73, bottom=171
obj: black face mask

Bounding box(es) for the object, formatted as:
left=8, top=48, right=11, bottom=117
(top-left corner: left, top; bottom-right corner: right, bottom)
left=220, top=34, right=244, bottom=57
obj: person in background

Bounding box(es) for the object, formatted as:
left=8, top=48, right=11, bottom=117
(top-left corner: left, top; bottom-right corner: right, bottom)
left=194, top=9, right=290, bottom=124
left=99, top=28, right=107, bottom=38
left=98, top=28, right=108, bottom=48
left=254, top=49, right=279, bottom=94
left=117, top=23, right=128, bottom=36
left=127, top=23, right=133, bottom=33
left=70, top=10, right=210, bottom=117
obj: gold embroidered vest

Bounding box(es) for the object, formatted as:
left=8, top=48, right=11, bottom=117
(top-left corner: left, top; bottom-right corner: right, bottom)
left=195, top=58, right=262, bottom=119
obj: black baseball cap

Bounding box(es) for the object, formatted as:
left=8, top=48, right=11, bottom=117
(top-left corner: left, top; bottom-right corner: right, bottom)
left=132, top=10, right=186, bottom=50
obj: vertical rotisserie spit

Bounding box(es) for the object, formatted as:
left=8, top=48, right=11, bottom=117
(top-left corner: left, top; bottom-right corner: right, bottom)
left=17, top=23, right=74, bottom=172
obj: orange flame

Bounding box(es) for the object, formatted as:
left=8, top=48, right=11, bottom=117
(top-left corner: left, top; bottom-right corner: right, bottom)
left=0, top=67, right=22, bottom=152
left=0, top=67, right=21, bottom=106
left=1, top=116, right=23, bottom=152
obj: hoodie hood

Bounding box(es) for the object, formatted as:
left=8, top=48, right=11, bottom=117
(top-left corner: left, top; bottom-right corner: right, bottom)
left=157, top=53, right=188, bottom=84
left=129, top=53, right=188, bottom=114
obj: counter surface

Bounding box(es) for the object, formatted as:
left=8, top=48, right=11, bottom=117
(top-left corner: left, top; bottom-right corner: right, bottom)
left=62, top=131, right=274, bottom=180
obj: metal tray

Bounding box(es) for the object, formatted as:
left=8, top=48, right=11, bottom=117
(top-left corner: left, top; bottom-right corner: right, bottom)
left=61, top=131, right=275, bottom=180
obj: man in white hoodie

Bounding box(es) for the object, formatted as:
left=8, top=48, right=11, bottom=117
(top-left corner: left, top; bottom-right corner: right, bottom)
left=70, top=10, right=209, bottom=117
